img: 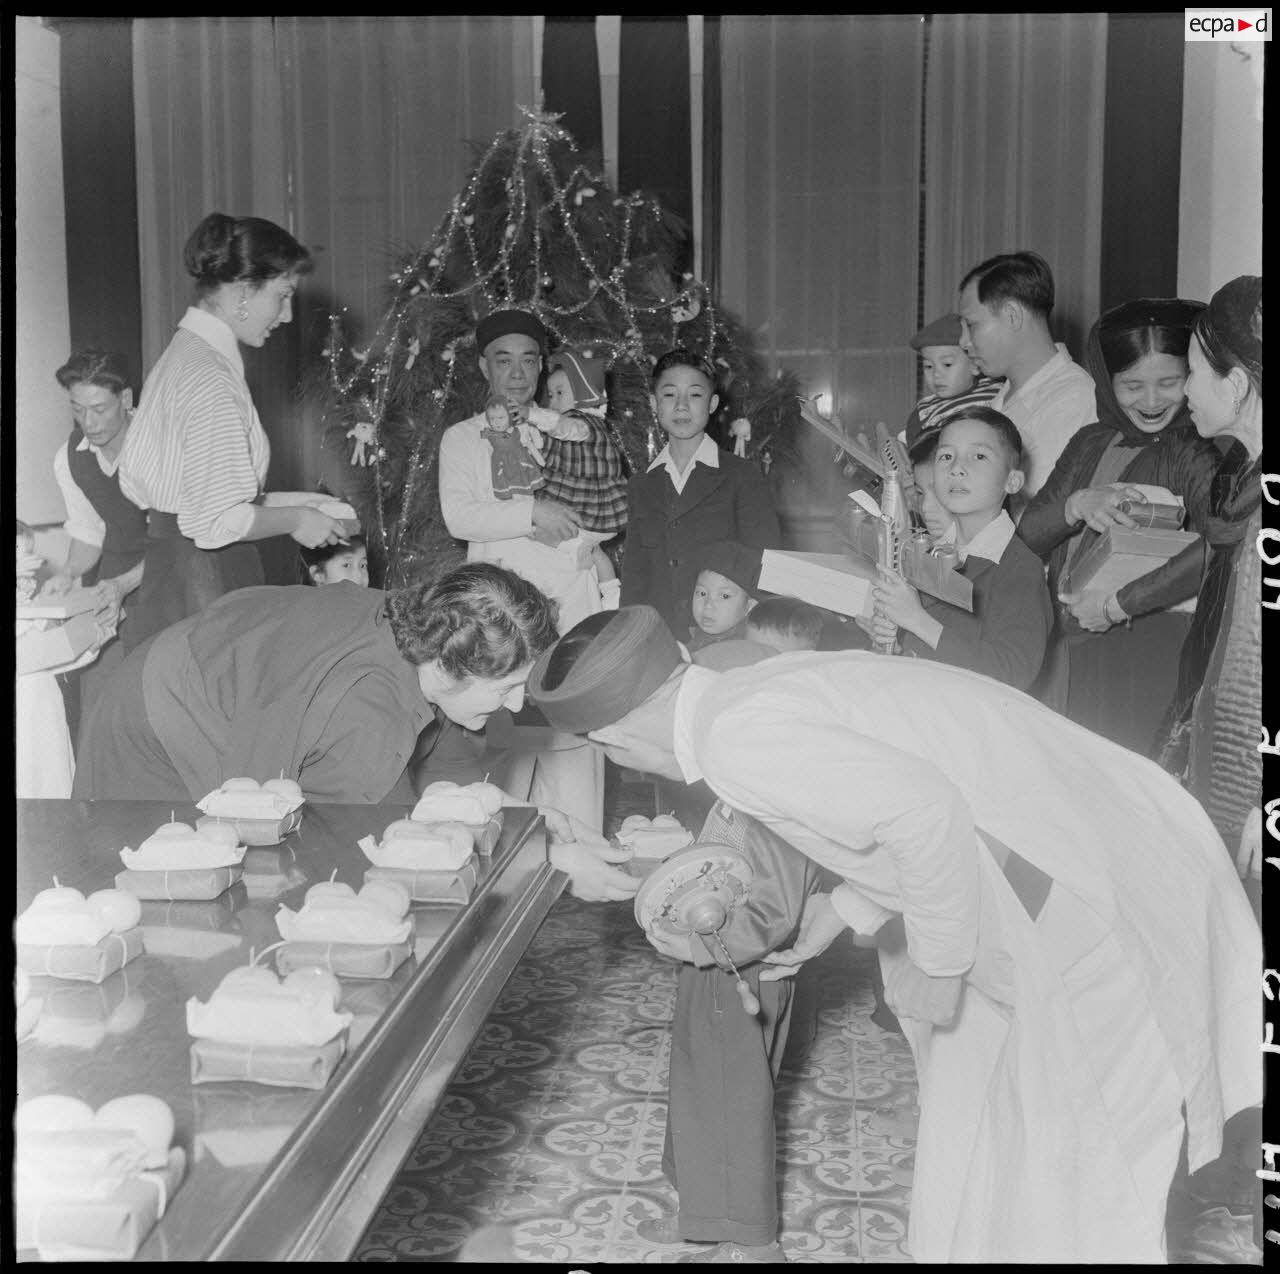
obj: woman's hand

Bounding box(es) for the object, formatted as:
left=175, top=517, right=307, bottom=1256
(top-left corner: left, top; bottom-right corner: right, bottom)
left=1064, top=485, right=1146, bottom=534
left=548, top=840, right=640, bottom=902
left=883, top=958, right=964, bottom=1026
left=1058, top=589, right=1118, bottom=633
left=758, top=892, right=848, bottom=981
left=290, top=507, right=349, bottom=548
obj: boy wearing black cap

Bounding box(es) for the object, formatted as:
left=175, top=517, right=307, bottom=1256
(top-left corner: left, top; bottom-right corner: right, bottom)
left=902, top=313, right=1001, bottom=448
left=620, top=350, right=781, bottom=633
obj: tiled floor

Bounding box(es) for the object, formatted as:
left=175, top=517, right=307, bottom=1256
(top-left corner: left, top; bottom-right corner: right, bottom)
left=355, top=895, right=916, bottom=1263
left=354, top=779, right=1262, bottom=1265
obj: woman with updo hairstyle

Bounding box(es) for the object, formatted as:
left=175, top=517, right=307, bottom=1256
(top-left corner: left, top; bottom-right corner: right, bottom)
left=1020, top=298, right=1222, bottom=753
left=1156, top=275, right=1263, bottom=887
left=118, top=212, right=348, bottom=647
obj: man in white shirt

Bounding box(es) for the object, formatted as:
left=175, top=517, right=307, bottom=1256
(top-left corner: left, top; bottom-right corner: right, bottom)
left=439, top=308, right=609, bottom=632
left=957, top=250, right=1096, bottom=499
left=528, top=606, right=1259, bottom=1264
left=438, top=308, right=607, bottom=830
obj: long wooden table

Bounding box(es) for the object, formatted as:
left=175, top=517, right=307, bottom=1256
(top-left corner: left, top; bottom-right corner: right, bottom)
left=15, top=798, right=567, bottom=1261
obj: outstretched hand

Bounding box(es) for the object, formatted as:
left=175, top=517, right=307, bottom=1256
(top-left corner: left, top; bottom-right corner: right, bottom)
left=546, top=829, right=639, bottom=903
left=759, top=892, right=848, bottom=981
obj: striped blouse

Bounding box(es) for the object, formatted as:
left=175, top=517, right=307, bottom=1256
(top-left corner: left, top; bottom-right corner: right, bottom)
left=119, top=307, right=269, bottom=549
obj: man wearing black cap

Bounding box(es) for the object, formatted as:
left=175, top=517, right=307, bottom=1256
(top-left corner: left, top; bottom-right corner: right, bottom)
left=526, top=606, right=1259, bottom=1263
left=439, top=308, right=609, bottom=830
left=439, top=307, right=612, bottom=632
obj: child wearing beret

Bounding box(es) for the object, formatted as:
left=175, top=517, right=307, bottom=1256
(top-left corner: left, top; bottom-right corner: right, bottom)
left=685, top=539, right=762, bottom=654
left=902, top=313, right=1001, bottom=448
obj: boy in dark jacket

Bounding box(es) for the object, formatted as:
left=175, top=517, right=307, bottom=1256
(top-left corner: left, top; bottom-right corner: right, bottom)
left=620, top=350, right=781, bottom=633
left=869, top=407, right=1051, bottom=692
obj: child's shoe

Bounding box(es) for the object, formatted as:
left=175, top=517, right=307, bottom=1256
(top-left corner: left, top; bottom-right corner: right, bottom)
left=679, top=1240, right=787, bottom=1263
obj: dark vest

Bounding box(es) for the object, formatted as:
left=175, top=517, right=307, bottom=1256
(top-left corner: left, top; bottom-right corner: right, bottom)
left=65, top=426, right=148, bottom=584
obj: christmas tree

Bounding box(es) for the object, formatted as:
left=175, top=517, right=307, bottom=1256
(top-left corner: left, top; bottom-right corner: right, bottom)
left=319, top=105, right=802, bottom=589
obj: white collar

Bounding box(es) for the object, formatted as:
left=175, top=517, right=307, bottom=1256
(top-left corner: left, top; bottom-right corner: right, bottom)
left=945, top=508, right=1016, bottom=565
left=647, top=431, right=721, bottom=475
left=179, top=306, right=245, bottom=377
left=1006, top=342, right=1074, bottom=402
left=672, top=663, right=720, bottom=782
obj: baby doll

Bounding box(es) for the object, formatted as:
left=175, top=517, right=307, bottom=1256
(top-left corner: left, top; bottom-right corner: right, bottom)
left=481, top=396, right=546, bottom=501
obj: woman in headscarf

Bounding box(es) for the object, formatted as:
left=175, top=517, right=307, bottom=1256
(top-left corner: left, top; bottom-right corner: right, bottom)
left=1159, top=275, right=1263, bottom=885
left=1019, top=298, right=1222, bottom=753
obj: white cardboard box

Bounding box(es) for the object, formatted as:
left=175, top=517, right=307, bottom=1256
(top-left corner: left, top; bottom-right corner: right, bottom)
left=758, top=550, right=876, bottom=619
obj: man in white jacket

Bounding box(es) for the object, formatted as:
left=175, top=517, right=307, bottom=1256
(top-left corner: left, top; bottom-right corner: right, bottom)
left=528, top=607, right=1260, bottom=1263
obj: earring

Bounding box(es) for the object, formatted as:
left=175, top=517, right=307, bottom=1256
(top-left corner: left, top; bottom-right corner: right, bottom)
left=235, top=297, right=249, bottom=323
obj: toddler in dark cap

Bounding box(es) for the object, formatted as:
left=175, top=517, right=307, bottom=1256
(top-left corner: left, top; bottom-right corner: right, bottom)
left=686, top=539, right=762, bottom=653
left=902, top=312, right=1001, bottom=447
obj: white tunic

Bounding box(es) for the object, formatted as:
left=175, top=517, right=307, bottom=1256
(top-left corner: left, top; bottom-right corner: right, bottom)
left=672, top=653, right=1259, bottom=1262
left=439, top=409, right=606, bottom=631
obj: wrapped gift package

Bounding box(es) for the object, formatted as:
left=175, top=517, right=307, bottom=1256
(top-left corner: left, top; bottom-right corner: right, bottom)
left=14, top=1146, right=186, bottom=1260
left=364, top=858, right=479, bottom=904
left=16, top=926, right=144, bottom=984
left=15, top=586, right=100, bottom=621
left=273, top=939, right=412, bottom=980
left=1062, top=525, right=1200, bottom=596
left=189, top=1034, right=347, bottom=1089
left=115, top=865, right=244, bottom=901
left=757, top=548, right=877, bottom=620
left=196, top=810, right=301, bottom=848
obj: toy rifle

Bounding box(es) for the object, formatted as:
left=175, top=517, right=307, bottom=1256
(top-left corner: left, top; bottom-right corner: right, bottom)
left=797, top=397, right=973, bottom=621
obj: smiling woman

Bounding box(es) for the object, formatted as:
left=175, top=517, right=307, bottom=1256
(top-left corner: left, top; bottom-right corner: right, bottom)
left=1018, top=297, right=1222, bottom=753
left=117, top=212, right=348, bottom=648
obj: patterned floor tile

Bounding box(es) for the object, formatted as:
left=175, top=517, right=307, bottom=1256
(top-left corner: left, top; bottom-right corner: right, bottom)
left=354, top=892, right=1261, bottom=1265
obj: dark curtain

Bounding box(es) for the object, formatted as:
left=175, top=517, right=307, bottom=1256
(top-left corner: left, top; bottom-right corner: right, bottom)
left=618, top=16, right=693, bottom=279
left=541, top=16, right=603, bottom=163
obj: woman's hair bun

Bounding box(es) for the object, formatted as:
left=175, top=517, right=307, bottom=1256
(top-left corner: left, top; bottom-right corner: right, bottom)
left=183, top=212, right=238, bottom=284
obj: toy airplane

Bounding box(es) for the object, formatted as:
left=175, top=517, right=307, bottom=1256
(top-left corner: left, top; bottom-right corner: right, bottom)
left=798, top=398, right=973, bottom=615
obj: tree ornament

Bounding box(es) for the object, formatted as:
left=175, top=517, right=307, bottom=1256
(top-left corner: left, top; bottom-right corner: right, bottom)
left=671, top=294, right=702, bottom=324
left=729, top=417, right=752, bottom=458
left=347, top=421, right=376, bottom=467
left=404, top=338, right=421, bottom=370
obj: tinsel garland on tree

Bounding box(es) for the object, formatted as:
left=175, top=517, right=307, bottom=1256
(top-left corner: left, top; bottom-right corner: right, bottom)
left=319, top=105, right=802, bottom=589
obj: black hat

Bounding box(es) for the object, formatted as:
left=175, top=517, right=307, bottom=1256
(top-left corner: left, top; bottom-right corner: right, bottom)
left=476, top=308, right=548, bottom=355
